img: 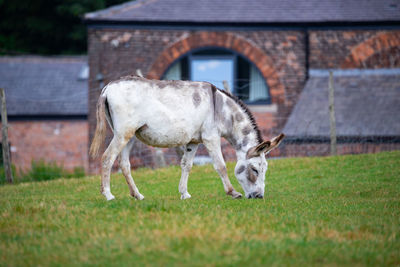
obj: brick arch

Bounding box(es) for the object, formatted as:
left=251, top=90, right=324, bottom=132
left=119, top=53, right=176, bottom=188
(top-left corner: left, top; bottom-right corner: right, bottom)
left=341, top=31, right=400, bottom=69
left=146, top=32, right=285, bottom=103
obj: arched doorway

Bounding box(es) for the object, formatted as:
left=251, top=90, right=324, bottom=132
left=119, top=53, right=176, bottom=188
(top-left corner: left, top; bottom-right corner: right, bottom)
left=146, top=31, right=285, bottom=104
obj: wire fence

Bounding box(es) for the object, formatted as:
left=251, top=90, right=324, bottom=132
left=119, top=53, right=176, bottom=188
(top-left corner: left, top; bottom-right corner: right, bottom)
left=2, top=69, right=400, bottom=176
left=92, top=70, right=400, bottom=170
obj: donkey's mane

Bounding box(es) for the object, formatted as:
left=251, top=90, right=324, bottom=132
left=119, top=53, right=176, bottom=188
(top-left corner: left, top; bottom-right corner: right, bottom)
left=216, top=87, right=263, bottom=144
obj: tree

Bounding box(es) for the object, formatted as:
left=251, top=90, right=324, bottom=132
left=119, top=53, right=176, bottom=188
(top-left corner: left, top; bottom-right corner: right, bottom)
left=0, top=0, right=129, bottom=55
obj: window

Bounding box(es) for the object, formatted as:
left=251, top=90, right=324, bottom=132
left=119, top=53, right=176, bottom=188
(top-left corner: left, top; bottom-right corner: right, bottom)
left=163, top=48, right=270, bottom=104
left=191, top=57, right=234, bottom=90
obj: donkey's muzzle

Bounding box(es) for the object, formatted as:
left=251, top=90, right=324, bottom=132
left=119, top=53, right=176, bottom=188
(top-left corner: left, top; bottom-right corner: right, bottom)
left=248, top=192, right=263, bottom=199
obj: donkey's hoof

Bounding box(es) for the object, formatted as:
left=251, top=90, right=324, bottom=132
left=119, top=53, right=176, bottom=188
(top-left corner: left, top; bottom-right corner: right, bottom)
left=231, top=191, right=242, bottom=199
left=135, top=193, right=145, bottom=200
left=180, top=192, right=191, bottom=200
left=104, top=193, right=115, bottom=201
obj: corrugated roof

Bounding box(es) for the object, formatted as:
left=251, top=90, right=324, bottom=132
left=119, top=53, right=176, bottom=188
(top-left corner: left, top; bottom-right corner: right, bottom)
left=85, top=0, right=400, bottom=24
left=283, top=69, right=400, bottom=138
left=0, top=56, right=88, bottom=117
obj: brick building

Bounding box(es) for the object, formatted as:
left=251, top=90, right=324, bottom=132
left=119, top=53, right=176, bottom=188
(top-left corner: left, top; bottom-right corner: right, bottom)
left=0, top=56, right=89, bottom=171
left=85, top=0, right=400, bottom=171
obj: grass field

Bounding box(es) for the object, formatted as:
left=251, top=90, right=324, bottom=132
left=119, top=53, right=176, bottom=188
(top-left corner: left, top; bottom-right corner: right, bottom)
left=0, top=151, right=399, bottom=266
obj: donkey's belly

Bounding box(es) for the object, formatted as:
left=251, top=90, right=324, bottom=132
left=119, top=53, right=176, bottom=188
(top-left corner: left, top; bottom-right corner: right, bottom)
left=135, top=124, right=199, bottom=148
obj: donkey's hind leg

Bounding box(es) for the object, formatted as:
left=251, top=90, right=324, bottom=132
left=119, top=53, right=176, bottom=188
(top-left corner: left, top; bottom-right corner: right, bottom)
left=101, top=135, right=128, bottom=201
left=118, top=138, right=144, bottom=200
left=179, top=143, right=199, bottom=200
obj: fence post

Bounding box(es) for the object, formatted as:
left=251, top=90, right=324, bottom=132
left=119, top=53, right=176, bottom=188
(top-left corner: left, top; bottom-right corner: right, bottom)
left=0, top=88, right=13, bottom=183
left=154, top=148, right=166, bottom=168
left=329, top=71, right=337, bottom=156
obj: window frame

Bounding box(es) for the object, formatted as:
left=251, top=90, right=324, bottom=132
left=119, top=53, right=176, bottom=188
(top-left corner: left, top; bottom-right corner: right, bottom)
left=162, top=46, right=271, bottom=105
left=188, top=54, right=236, bottom=92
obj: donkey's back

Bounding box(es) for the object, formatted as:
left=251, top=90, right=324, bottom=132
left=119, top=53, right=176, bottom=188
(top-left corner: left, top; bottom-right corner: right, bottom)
left=102, top=77, right=215, bottom=148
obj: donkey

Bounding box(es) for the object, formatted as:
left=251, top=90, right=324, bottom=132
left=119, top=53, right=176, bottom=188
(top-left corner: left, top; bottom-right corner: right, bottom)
left=90, top=76, right=284, bottom=201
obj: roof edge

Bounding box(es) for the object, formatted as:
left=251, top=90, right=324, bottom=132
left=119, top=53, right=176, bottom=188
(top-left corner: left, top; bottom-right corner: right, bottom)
left=310, top=68, right=400, bottom=77
left=0, top=55, right=87, bottom=63
left=7, top=114, right=88, bottom=121
left=84, top=18, right=400, bottom=27
left=85, top=0, right=152, bottom=20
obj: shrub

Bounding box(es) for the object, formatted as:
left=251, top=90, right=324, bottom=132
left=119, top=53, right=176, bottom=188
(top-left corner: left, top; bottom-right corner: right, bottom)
left=1, top=160, right=86, bottom=184
left=26, top=160, right=65, bottom=182
left=64, top=166, right=86, bottom=179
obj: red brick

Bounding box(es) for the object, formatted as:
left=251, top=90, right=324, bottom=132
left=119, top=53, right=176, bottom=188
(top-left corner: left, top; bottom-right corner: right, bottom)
left=2, top=121, right=88, bottom=171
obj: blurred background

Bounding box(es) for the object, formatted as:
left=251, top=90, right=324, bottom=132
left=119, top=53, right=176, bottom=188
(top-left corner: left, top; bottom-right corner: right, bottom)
left=1, top=0, right=399, bottom=177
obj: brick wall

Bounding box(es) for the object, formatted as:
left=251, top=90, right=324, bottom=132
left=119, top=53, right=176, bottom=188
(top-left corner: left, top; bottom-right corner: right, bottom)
left=1, top=120, right=88, bottom=171
left=309, top=30, right=400, bottom=69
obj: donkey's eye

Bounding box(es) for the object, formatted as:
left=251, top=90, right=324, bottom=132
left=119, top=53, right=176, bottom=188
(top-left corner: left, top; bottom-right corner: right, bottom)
left=251, top=167, right=258, bottom=175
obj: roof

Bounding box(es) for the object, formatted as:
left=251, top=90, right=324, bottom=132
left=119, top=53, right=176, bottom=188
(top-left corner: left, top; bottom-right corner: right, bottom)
left=0, top=56, right=88, bottom=117
left=283, top=69, right=400, bottom=139
left=85, top=0, right=400, bottom=24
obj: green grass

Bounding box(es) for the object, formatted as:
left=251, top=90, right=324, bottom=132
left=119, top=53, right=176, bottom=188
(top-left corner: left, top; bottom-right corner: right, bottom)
left=1, top=151, right=399, bottom=266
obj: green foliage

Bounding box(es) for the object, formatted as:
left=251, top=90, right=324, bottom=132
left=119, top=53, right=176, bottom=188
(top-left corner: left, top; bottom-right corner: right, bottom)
left=0, top=0, right=129, bottom=55
left=0, top=151, right=399, bottom=266
left=26, top=160, right=65, bottom=181
left=23, top=160, right=86, bottom=181
left=67, top=166, right=86, bottom=179
left=0, top=160, right=85, bottom=183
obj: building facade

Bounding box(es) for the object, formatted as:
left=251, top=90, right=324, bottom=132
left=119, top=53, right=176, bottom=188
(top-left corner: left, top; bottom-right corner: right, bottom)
left=0, top=56, right=89, bottom=171
left=85, top=0, right=400, bottom=172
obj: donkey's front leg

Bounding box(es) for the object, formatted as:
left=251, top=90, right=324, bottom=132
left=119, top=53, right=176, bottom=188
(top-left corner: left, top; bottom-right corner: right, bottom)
left=203, top=138, right=242, bottom=199
left=179, top=143, right=199, bottom=200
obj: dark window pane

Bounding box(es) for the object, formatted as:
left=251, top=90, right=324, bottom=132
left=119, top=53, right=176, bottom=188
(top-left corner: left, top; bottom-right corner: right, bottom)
left=181, top=56, right=189, bottom=80
left=236, top=56, right=250, bottom=101
left=192, top=49, right=232, bottom=56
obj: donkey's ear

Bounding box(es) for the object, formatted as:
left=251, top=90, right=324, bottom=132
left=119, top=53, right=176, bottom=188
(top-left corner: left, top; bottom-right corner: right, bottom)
left=247, top=141, right=271, bottom=158
left=246, top=133, right=285, bottom=158
left=264, top=133, right=285, bottom=154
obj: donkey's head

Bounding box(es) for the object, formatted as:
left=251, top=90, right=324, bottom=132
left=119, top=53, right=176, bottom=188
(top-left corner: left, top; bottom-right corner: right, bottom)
left=234, top=133, right=284, bottom=199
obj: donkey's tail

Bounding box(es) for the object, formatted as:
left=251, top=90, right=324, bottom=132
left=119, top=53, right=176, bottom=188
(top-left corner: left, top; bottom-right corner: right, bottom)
left=89, top=93, right=108, bottom=159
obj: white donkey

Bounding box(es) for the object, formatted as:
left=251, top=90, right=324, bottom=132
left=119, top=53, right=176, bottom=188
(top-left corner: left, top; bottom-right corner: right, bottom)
left=90, top=76, right=284, bottom=201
